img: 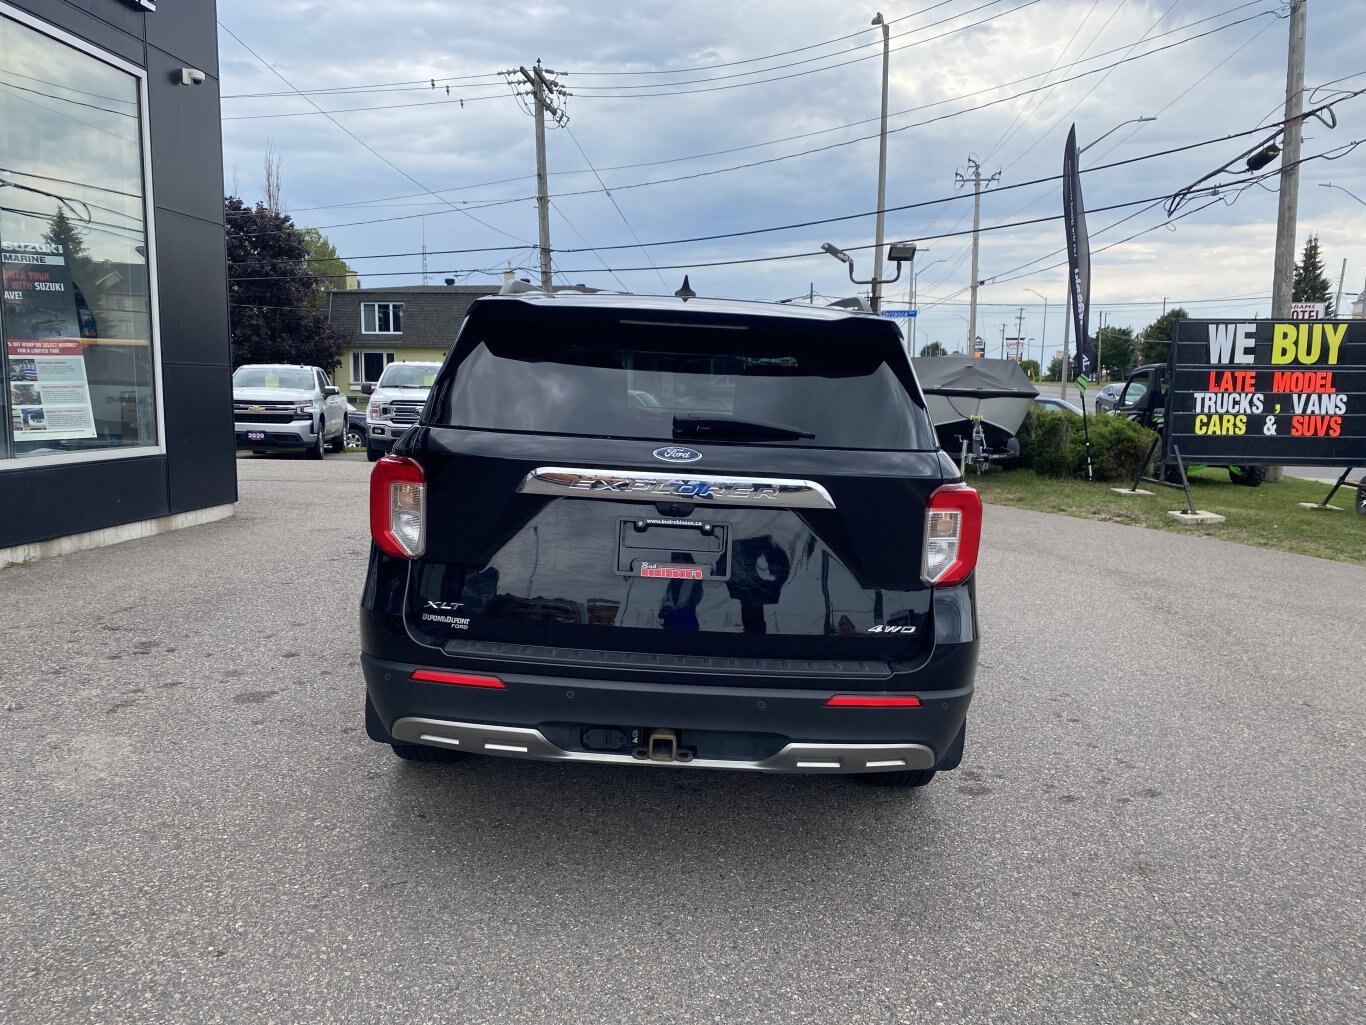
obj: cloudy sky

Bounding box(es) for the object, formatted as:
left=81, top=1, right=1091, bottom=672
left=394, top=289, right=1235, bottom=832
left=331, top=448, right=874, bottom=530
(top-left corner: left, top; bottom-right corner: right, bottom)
left=216, top=0, right=1366, bottom=359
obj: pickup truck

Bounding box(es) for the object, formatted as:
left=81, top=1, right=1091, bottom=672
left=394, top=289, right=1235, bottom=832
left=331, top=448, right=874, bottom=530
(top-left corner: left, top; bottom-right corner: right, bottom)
left=363, top=361, right=441, bottom=462
left=232, top=363, right=348, bottom=459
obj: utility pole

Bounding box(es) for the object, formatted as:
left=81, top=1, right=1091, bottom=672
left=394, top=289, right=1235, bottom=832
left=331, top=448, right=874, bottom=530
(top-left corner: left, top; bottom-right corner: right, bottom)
left=871, top=12, right=891, bottom=314
left=956, top=158, right=1001, bottom=352
left=1271, top=0, right=1307, bottom=318
left=1267, top=0, right=1306, bottom=482
left=999, top=323, right=1006, bottom=359
left=1334, top=258, right=1347, bottom=315
left=514, top=61, right=567, bottom=291
left=1060, top=295, right=1072, bottom=399
left=1015, top=306, right=1025, bottom=359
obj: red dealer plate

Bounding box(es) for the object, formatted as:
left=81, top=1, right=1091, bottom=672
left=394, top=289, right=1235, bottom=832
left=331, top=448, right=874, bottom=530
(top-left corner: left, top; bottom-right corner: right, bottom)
left=639, top=563, right=705, bottom=580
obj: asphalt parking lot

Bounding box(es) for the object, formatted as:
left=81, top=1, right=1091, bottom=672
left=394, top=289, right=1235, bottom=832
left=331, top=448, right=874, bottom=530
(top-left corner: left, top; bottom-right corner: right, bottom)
left=2, top=455, right=1363, bottom=1024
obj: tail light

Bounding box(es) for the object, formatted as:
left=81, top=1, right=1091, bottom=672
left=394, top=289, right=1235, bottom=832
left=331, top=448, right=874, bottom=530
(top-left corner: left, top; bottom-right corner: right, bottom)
left=370, top=455, right=425, bottom=558
left=922, top=482, right=982, bottom=586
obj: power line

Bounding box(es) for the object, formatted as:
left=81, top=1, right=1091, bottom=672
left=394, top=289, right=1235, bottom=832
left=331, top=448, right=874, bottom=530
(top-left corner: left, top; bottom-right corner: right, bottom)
left=249, top=108, right=1353, bottom=258
left=216, top=21, right=532, bottom=248
left=251, top=6, right=1280, bottom=242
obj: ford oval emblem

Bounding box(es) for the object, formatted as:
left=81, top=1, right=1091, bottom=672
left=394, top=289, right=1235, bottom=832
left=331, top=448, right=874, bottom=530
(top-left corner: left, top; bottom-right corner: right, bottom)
left=652, top=446, right=703, bottom=463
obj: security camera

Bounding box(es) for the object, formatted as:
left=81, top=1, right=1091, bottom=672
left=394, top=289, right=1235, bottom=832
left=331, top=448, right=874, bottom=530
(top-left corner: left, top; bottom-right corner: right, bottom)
left=180, top=68, right=206, bottom=86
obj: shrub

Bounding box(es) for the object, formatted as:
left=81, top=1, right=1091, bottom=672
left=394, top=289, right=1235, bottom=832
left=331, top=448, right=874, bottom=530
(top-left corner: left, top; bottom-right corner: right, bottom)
left=1017, top=407, right=1158, bottom=482
left=1019, top=408, right=1077, bottom=477
left=1079, top=411, right=1159, bottom=482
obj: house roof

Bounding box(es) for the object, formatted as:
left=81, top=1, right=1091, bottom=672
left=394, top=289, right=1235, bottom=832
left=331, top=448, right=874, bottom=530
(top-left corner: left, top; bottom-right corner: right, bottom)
left=326, top=284, right=499, bottom=347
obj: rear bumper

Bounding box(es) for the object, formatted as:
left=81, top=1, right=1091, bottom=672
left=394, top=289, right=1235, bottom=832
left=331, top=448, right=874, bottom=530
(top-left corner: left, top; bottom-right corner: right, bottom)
left=391, top=716, right=937, bottom=774
left=362, top=648, right=973, bottom=774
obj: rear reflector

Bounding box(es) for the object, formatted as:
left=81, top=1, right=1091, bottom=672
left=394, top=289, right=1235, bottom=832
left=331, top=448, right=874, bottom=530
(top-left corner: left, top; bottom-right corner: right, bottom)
left=410, top=669, right=506, bottom=689
left=825, top=694, right=922, bottom=708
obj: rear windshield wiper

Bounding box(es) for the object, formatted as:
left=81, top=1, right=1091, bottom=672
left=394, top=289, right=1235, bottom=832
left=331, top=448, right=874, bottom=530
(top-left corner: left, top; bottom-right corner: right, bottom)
left=672, top=414, right=815, bottom=440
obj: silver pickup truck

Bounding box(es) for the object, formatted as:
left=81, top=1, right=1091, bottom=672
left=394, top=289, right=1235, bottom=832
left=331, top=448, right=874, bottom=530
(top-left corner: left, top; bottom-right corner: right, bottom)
left=232, top=363, right=348, bottom=459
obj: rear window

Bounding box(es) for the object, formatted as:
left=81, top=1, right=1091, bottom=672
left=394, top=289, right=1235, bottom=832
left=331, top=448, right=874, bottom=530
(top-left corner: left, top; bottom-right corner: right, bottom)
left=432, top=304, right=935, bottom=449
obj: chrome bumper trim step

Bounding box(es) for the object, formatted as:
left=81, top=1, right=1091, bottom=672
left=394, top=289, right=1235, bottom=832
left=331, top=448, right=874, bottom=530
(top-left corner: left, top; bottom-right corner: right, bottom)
left=390, top=717, right=935, bottom=774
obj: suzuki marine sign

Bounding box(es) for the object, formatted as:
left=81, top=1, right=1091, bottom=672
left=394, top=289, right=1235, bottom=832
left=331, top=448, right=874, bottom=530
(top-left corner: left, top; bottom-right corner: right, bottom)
left=1168, top=319, right=1366, bottom=466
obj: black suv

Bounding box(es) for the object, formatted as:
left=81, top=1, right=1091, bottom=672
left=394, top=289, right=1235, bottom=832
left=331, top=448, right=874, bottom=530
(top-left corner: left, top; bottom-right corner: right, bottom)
left=361, top=290, right=981, bottom=788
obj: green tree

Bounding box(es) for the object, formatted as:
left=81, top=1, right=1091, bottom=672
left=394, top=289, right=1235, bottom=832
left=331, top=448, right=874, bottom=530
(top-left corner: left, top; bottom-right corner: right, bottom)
left=43, top=208, right=95, bottom=290
left=1292, top=234, right=1334, bottom=315
left=1019, top=358, right=1040, bottom=380
left=1095, top=324, right=1136, bottom=380
left=918, top=341, right=948, bottom=357
left=225, top=196, right=348, bottom=372
left=298, top=226, right=359, bottom=307
left=1046, top=355, right=1063, bottom=380
left=1137, top=306, right=1188, bottom=365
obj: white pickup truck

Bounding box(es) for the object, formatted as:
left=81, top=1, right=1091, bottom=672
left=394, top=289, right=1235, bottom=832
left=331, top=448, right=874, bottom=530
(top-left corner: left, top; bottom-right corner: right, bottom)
left=232, top=364, right=348, bottom=459
left=362, top=361, right=441, bottom=462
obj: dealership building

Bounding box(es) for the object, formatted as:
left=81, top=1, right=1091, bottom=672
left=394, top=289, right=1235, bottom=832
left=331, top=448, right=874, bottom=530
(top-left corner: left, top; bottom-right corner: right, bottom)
left=0, top=1, right=234, bottom=565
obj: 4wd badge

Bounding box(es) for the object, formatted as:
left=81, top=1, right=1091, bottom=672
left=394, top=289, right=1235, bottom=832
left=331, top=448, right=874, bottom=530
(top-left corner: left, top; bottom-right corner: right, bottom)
left=652, top=446, right=702, bottom=463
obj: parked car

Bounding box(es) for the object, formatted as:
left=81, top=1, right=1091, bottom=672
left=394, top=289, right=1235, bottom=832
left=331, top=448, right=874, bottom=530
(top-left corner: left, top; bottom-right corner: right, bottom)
left=1093, top=382, right=1125, bottom=414
left=363, top=360, right=442, bottom=462
left=232, top=364, right=347, bottom=458
left=1034, top=396, right=1083, bottom=415
left=361, top=288, right=981, bottom=790
left=345, top=401, right=367, bottom=450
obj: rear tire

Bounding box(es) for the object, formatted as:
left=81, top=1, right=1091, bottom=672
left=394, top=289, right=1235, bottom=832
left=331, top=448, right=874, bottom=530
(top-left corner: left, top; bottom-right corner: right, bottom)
left=863, top=769, right=937, bottom=789
left=390, top=742, right=465, bottom=763
left=1356, top=484, right=1366, bottom=516
left=328, top=425, right=346, bottom=453
left=860, top=720, right=964, bottom=789
left=367, top=695, right=464, bottom=762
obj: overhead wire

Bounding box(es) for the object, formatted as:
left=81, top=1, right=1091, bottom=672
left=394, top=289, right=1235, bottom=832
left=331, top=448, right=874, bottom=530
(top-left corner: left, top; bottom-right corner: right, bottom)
left=270, top=2, right=1279, bottom=218
left=217, top=21, right=533, bottom=248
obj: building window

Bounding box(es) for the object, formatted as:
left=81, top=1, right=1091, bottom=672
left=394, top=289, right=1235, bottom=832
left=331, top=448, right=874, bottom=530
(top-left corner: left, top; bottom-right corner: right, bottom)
left=352, top=351, right=395, bottom=385
left=361, top=302, right=403, bottom=334
left=1, top=11, right=160, bottom=467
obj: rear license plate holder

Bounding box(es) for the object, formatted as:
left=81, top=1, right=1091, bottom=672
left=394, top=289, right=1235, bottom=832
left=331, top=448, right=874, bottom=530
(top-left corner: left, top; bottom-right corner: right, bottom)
left=616, top=517, right=730, bottom=580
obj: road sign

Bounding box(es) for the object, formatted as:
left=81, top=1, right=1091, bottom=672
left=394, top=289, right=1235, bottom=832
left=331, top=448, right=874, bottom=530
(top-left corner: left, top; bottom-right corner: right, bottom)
left=881, top=309, right=917, bottom=318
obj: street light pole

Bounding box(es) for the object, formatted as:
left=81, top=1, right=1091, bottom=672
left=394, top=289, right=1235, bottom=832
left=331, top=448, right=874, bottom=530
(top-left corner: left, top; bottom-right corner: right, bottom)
left=1025, top=287, right=1048, bottom=378
left=909, top=258, right=944, bottom=355
left=870, top=12, right=891, bottom=314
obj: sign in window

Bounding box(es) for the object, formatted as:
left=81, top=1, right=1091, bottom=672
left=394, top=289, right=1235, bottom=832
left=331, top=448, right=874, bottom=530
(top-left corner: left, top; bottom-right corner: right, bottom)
left=1, top=13, right=159, bottom=466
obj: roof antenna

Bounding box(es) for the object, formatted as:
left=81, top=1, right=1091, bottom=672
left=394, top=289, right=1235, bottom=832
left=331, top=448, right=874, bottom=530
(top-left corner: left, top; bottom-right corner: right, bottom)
left=675, top=275, right=696, bottom=302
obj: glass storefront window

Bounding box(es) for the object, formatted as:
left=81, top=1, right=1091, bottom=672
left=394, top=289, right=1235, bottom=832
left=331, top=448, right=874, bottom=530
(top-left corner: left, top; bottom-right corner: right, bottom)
left=1, top=11, right=159, bottom=464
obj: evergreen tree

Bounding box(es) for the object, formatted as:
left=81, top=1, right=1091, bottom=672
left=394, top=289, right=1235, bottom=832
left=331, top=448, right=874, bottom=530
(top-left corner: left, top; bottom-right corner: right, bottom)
left=1292, top=234, right=1334, bottom=315
left=43, top=208, right=95, bottom=290
left=225, top=196, right=347, bottom=372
